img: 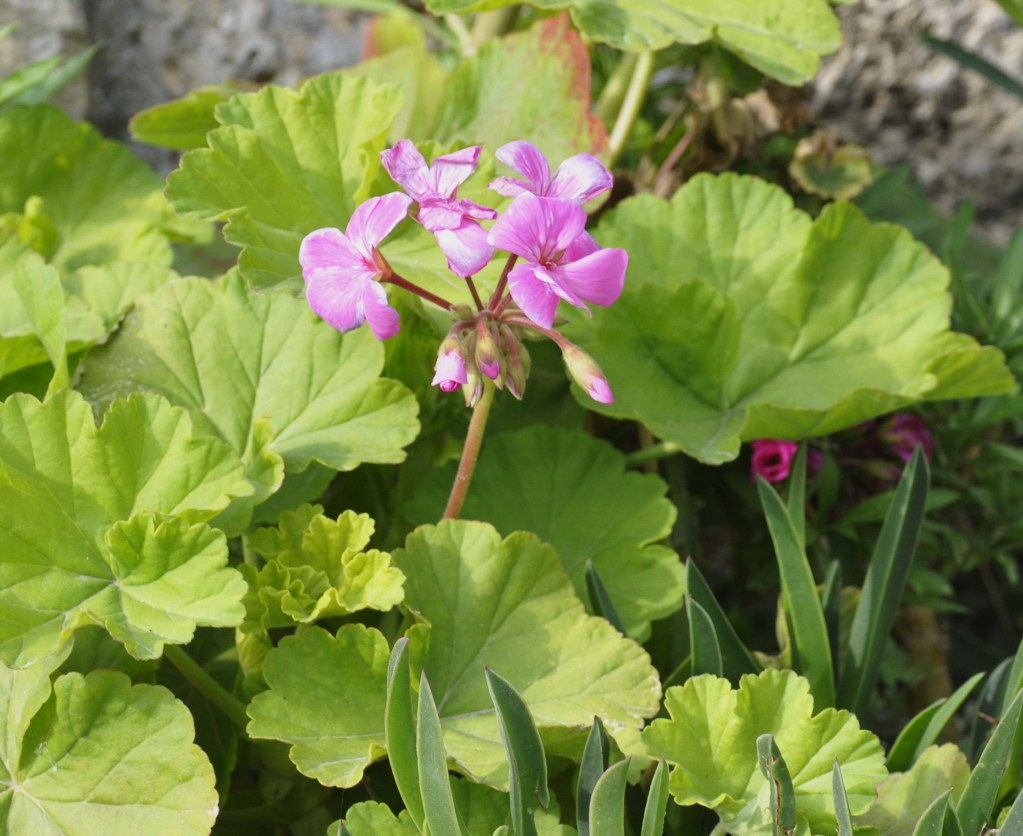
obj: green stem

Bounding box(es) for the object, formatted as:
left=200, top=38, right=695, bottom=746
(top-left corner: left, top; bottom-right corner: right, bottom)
left=443, top=379, right=496, bottom=519
left=471, top=7, right=520, bottom=44
left=595, top=53, right=638, bottom=124
left=607, top=50, right=654, bottom=168
left=444, top=14, right=476, bottom=56
left=163, top=644, right=249, bottom=731
left=624, top=440, right=680, bottom=467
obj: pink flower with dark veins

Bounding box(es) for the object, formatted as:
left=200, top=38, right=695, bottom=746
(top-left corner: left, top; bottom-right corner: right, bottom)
left=750, top=439, right=799, bottom=483
left=380, top=139, right=498, bottom=278
left=489, top=140, right=612, bottom=204
left=299, top=192, right=412, bottom=340
left=487, top=193, right=627, bottom=328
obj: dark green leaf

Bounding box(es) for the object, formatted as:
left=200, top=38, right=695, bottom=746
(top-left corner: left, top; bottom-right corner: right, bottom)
left=586, top=561, right=625, bottom=635
left=687, top=598, right=723, bottom=678
left=832, top=759, right=853, bottom=836
left=684, top=560, right=761, bottom=684
left=577, top=718, right=610, bottom=836
left=756, top=734, right=796, bottom=833
left=386, top=638, right=424, bottom=828
left=641, top=760, right=670, bottom=836
left=418, top=673, right=468, bottom=836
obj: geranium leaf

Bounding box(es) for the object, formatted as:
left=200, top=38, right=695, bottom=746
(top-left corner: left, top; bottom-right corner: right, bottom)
left=643, top=669, right=886, bottom=834
left=573, top=174, right=1016, bottom=464
left=0, top=104, right=179, bottom=270
left=0, top=662, right=218, bottom=834
left=166, top=73, right=402, bottom=294
left=0, top=390, right=251, bottom=665
left=405, top=426, right=684, bottom=639
left=77, top=273, right=420, bottom=519
left=394, top=520, right=661, bottom=787
left=129, top=83, right=247, bottom=151
left=246, top=624, right=391, bottom=787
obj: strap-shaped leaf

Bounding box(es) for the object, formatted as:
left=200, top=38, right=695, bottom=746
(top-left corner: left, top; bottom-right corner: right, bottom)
left=386, top=638, right=424, bottom=829
left=641, top=760, right=670, bottom=836
left=758, top=478, right=835, bottom=708
left=999, top=786, right=1023, bottom=833
left=684, top=559, right=760, bottom=684
left=589, top=759, right=631, bottom=836
left=756, top=734, right=796, bottom=834
left=687, top=597, right=723, bottom=678
left=486, top=667, right=549, bottom=836
left=838, top=448, right=929, bottom=716
left=418, top=672, right=468, bottom=836
left=577, top=717, right=610, bottom=836
left=832, top=759, right=853, bottom=836
left=912, top=791, right=960, bottom=836
left=586, top=561, right=625, bottom=635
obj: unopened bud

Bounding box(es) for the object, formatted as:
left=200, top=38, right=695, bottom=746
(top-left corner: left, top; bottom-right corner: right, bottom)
left=561, top=344, right=613, bottom=404
left=475, top=319, right=503, bottom=381
left=462, top=364, right=484, bottom=408
left=431, top=336, right=468, bottom=394
left=500, top=325, right=530, bottom=400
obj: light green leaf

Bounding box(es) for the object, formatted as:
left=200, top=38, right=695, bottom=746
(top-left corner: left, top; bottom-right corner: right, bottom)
left=855, top=745, right=970, bottom=836
left=339, top=801, right=419, bottom=835
left=247, top=624, right=391, bottom=787
left=10, top=246, right=67, bottom=393
left=0, top=104, right=177, bottom=270
left=166, top=73, right=402, bottom=294
left=643, top=669, right=886, bottom=835
left=405, top=426, right=683, bottom=639
left=395, top=520, right=661, bottom=787
left=0, top=390, right=251, bottom=665
left=425, top=0, right=840, bottom=85
left=130, top=83, right=247, bottom=151
left=242, top=505, right=405, bottom=630
left=77, top=273, right=420, bottom=503
left=573, top=174, right=1016, bottom=464
left=0, top=663, right=218, bottom=834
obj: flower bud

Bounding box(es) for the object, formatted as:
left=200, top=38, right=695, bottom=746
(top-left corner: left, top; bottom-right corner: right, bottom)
left=475, top=319, right=503, bottom=381
left=462, top=363, right=484, bottom=408
left=561, top=344, right=613, bottom=404
left=750, top=439, right=798, bottom=483
left=431, top=336, right=468, bottom=393
left=500, top=325, right=530, bottom=400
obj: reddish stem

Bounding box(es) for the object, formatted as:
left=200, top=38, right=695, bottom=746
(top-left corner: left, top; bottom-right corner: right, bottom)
left=487, top=254, right=518, bottom=309
left=466, top=276, right=485, bottom=311
left=443, top=379, right=496, bottom=519
left=384, top=272, right=455, bottom=312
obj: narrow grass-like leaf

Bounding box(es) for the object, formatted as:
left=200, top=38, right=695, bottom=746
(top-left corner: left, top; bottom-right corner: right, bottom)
left=998, top=636, right=1023, bottom=802
left=822, top=560, right=842, bottom=685
left=757, top=734, right=797, bottom=833
left=999, top=786, right=1023, bottom=833
left=887, top=672, right=985, bottom=772
left=585, top=560, right=626, bottom=635
left=832, top=759, right=853, bottom=836
left=589, top=759, right=631, bottom=836
left=922, top=34, right=1023, bottom=100
left=417, top=673, right=467, bottom=836
left=684, top=559, right=760, bottom=683
left=837, top=449, right=929, bottom=716
left=758, top=478, right=835, bottom=707
left=786, top=444, right=808, bottom=547
left=385, top=638, right=424, bottom=828
left=486, top=667, right=549, bottom=836
left=966, top=658, right=1013, bottom=764
left=641, top=760, right=669, bottom=836
left=912, top=790, right=956, bottom=836
left=577, top=718, right=610, bottom=836
left=956, top=687, right=1023, bottom=835
left=687, top=598, right=723, bottom=678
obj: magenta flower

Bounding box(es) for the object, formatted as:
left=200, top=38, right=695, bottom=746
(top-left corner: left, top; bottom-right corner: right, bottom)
left=299, top=193, right=412, bottom=340
left=487, top=194, right=627, bottom=328
left=489, top=140, right=612, bottom=204
left=880, top=413, right=933, bottom=462
left=751, top=440, right=799, bottom=483
left=380, top=139, right=498, bottom=277
left=431, top=346, right=468, bottom=393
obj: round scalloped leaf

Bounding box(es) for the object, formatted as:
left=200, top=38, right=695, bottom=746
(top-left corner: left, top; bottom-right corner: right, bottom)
left=421, top=2, right=840, bottom=85
left=165, top=73, right=402, bottom=294
left=0, top=665, right=218, bottom=835
left=0, top=390, right=250, bottom=665
left=572, top=174, right=1016, bottom=464
left=0, top=104, right=177, bottom=270
left=405, top=426, right=683, bottom=639
left=246, top=624, right=391, bottom=788
left=76, top=272, right=420, bottom=484
left=395, top=520, right=661, bottom=787
left=643, top=669, right=886, bottom=834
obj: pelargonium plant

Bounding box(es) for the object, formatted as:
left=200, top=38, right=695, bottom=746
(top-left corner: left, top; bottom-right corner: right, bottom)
left=300, top=139, right=627, bottom=515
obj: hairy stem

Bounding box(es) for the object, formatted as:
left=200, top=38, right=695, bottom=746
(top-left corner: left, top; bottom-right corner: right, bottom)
left=607, top=50, right=654, bottom=168
left=487, top=254, right=518, bottom=309
left=385, top=273, right=455, bottom=311
left=466, top=276, right=485, bottom=311
left=624, top=440, right=681, bottom=467
left=164, top=644, right=249, bottom=731
left=443, top=379, right=496, bottom=519
left=444, top=14, right=476, bottom=56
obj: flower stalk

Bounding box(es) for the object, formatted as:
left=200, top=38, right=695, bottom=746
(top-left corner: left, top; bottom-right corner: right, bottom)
left=608, top=50, right=654, bottom=168
left=163, top=644, right=249, bottom=731
left=443, top=378, right=496, bottom=519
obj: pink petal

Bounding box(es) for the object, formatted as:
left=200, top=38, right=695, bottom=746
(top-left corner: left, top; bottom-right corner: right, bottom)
left=459, top=198, right=498, bottom=221
left=488, top=176, right=533, bottom=199
left=434, top=220, right=495, bottom=278
left=299, top=227, right=366, bottom=274
left=430, top=146, right=482, bottom=196
left=549, top=247, right=628, bottom=308
left=432, top=349, right=468, bottom=390
left=564, top=230, right=600, bottom=262
left=418, top=199, right=466, bottom=232
left=495, top=141, right=551, bottom=193
left=361, top=281, right=401, bottom=340
left=549, top=153, right=613, bottom=203
left=488, top=194, right=586, bottom=263
left=380, top=140, right=433, bottom=200
left=586, top=376, right=614, bottom=404
left=305, top=270, right=371, bottom=334
left=507, top=262, right=561, bottom=328
left=346, top=193, right=413, bottom=259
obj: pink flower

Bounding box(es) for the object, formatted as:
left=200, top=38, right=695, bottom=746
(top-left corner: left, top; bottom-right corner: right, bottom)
left=431, top=345, right=468, bottom=393
left=489, top=140, right=612, bottom=204
left=380, top=139, right=498, bottom=277
left=880, top=414, right=933, bottom=462
left=299, top=193, right=412, bottom=340
left=487, top=194, right=627, bottom=328
left=751, top=440, right=799, bottom=483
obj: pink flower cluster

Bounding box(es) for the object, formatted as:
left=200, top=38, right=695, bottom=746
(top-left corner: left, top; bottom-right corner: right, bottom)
left=298, top=139, right=628, bottom=406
